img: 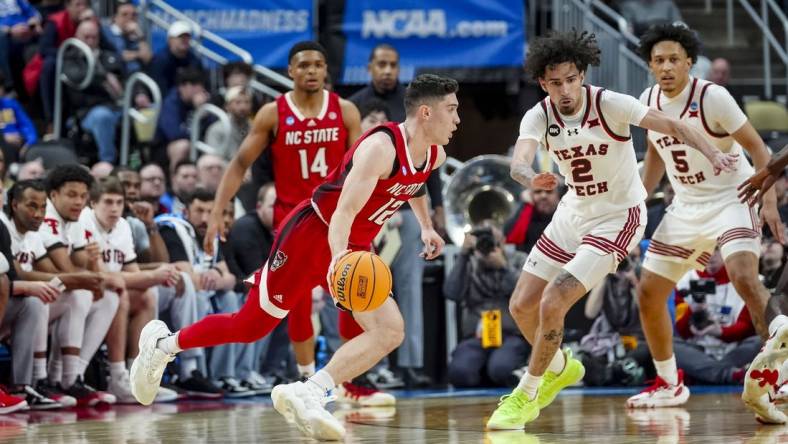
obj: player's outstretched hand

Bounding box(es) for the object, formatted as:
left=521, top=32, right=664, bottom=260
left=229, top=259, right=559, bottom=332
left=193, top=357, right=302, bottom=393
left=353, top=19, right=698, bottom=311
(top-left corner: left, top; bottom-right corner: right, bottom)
left=326, top=249, right=351, bottom=297
left=420, top=228, right=444, bottom=260
left=531, top=172, right=559, bottom=190
left=761, top=203, right=786, bottom=244
left=710, top=151, right=739, bottom=175
left=203, top=213, right=225, bottom=256
left=738, top=168, right=777, bottom=207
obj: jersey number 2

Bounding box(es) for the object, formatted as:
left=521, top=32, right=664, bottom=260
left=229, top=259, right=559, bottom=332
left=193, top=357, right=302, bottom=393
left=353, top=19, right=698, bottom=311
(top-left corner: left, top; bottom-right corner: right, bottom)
left=298, top=147, right=328, bottom=179
left=570, top=158, right=594, bottom=183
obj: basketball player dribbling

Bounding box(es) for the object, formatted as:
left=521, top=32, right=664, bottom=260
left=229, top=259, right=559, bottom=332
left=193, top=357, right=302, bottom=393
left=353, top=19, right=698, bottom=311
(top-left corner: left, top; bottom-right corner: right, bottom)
left=624, top=24, right=785, bottom=414
left=129, top=74, right=457, bottom=440
left=486, top=31, right=737, bottom=430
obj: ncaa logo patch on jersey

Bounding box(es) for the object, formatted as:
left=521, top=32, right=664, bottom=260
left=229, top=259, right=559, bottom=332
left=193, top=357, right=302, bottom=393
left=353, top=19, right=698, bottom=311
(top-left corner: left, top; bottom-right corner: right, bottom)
left=285, top=116, right=295, bottom=126
left=270, top=250, right=288, bottom=271
left=548, top=124, right=561, bottom=137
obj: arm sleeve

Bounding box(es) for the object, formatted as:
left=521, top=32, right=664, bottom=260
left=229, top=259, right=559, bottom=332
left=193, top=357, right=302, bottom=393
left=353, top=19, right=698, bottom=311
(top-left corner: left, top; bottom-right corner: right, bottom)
left=425, top=171, right=443, bottom=208
left=159, top=226, right=189, bottom=263
left=702, top=85, right=748, bottom=134
left=12, top=99, right=37, bottom=145
left=442, top=253, right=471, bottom=302
left=518, top=105, right=547, bottom=144
left=600, top=90, right=650, bottom=126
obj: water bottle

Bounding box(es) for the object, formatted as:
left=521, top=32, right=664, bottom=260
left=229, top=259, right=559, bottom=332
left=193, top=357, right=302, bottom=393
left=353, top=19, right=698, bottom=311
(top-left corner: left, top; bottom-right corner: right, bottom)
left=316, top=336, right=328, bottom=370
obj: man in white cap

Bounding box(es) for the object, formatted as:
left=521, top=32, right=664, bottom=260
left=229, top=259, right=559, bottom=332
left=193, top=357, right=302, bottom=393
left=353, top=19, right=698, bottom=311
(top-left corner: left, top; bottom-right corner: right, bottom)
left=149, top=20, right=202, bottom=95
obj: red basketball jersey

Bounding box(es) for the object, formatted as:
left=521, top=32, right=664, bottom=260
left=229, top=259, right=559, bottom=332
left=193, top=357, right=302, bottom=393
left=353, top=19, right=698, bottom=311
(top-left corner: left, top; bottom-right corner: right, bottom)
left=311, top=122, right=438, bottom=247
left=270, top=90, right=348, bottom=221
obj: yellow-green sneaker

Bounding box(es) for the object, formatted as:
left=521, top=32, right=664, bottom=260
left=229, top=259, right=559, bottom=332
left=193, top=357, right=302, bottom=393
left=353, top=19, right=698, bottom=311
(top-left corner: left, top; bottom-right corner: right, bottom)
left=486, top=389, right=539, bottom=430
left=537, top=349, right=585, bottom=409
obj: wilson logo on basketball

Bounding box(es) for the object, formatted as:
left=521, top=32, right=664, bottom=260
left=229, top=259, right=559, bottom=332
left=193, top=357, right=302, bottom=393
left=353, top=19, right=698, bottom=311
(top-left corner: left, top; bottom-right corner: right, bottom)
left=334, top=263, right=352, bottom=303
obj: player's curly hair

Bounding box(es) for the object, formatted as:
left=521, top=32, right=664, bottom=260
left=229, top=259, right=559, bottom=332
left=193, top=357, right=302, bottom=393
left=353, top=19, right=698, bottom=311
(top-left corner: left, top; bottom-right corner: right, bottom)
left=524, top=30, right=601, bottom=81
left=45, top=164, right=93, bottom=194
left=637, top=23, right=701, bottom=63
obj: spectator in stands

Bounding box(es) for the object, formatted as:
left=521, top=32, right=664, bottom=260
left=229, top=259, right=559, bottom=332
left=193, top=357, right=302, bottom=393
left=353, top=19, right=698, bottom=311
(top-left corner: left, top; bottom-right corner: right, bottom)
left=16, top=158, right=43, bottom=180
left=708, top=58, right=731, bottom=87
left=90, top=161, right=113, bottom=179
left=618, top=0, right=683, bottom=36
left=761, top=239, right=785, bottom=290
left=196, top=153, right=226, bottom=193
left=504, top=187, right=560, bottom=254
left=26, top=0, right=95, bottom=126
left=139, top=163, right=167, bottom=215
left=112, top=166, right=169, bottom=264
left=443, top=222, right=529, bottom=388
left=0, top=0, right=41, bottom=91
left=222, top=182, right=275, bottom=393
left=218, top=61, right=263, bottom=112
left=157, top=187, right=252, bottom=397
left=673, top=249, right=761, bottom=384
left=358, top=98, right=390, bottom=131
left=349, top=43, right=405, bottom=121
left=154, top=67, right=208, bottom=170
left=64, top=19, right=125, bottom=164
left=102, top=0, right=151, bottom=73
left=148, top=20, right=201, bottom=96
left=0, top=72, right=36, bottom=164
left=160, top=159, right=197, bottom=215
left=205, top=86, right=251, bottom=162
left=80, top=176, right=179, bottom=403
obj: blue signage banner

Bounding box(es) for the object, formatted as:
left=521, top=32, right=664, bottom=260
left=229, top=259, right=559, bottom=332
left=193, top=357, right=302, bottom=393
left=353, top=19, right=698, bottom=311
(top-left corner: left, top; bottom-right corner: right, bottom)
left=340, top=0, right=525, bottom=84
left=149, top=0, right=313, bottom=68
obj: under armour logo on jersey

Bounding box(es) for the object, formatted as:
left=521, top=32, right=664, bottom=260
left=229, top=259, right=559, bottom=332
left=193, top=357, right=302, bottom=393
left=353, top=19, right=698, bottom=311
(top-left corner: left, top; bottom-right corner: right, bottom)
left=527, top=258, right=537, bottom=267
left=587, top=118, right=600, bottom=128
left=566, top=128, right=579, bottom=136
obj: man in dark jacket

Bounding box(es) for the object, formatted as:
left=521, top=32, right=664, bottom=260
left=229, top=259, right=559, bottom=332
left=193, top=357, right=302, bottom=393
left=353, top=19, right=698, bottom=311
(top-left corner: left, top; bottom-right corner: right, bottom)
left=64, top=19, right=125, bottom=163
left=348, top=43, right=405, bottom=122
left=443, top=223, right=529, bottom=387
left=148, top=20, right=201, bottom=96
left=153, top=67, right=208, bottom=170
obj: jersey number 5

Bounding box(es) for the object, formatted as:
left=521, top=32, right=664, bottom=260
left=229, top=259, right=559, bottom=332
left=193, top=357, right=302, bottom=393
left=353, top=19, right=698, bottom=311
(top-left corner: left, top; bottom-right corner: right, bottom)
left=570, top=158, right=594, bottom=183
left=298, top=147, right=328, bottom=179
left=671, top=150, right=689, bottom=173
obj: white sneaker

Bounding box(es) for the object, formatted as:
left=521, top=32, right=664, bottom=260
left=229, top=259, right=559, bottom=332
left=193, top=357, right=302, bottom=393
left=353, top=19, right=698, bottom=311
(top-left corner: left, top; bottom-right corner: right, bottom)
left=336, top=381, right=396, bottom=407
left=626, top=369, right=690, bottom=408
left=154, top=386, right=179, bottom=403
left=130, top=320, right=176, bottom=406
left=271, top=381, right=345, bottom=440
left=742, top=345, right=788, bottom=424
left=108, top=371, right=136, bottom=404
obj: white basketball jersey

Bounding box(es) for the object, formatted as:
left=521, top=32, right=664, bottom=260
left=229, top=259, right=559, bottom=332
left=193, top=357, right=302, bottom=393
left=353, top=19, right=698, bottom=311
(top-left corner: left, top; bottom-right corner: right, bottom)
left=40, top=200, right=88, bottom=254
left=521, top=85, right=648, bottom=217
left=1, top=213, right=47, bottom=272
left=641, top=77, right=753, bottom=204
left=79, top=208, right=137, bottom=272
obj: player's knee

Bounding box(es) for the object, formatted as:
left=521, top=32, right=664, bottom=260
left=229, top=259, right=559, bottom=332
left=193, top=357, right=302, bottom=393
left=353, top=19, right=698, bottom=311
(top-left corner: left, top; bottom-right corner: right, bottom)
left=378, top=323, right=405, bottom=352
left=510, top=288, right=539, bottom=319
left=729, top=267, right=762, bottom=297
left=539, top=290, right=568, bottom=321
left=71, top=290, right=93, bottom=317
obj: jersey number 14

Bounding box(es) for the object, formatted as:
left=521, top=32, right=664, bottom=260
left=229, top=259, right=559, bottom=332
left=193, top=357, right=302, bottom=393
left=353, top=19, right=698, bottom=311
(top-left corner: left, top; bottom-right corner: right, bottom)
left=298, top=147, right=328, bottom=179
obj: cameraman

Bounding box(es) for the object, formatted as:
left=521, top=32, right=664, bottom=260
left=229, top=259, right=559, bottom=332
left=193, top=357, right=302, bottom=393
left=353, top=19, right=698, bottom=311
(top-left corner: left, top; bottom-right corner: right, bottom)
left=674, top=248, right=761, bottom=384
left=443, top=222, right=529, bottom=387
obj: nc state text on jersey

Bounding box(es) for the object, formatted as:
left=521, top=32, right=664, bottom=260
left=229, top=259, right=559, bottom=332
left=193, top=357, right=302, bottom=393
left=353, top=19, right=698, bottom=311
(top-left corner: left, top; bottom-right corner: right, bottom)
left=284, top=127, right=341, bottom=145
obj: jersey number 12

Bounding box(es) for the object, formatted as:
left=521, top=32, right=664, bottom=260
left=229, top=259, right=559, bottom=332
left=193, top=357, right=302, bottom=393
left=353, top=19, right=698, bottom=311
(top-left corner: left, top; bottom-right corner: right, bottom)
left=298, top=147, right=328, bottom=179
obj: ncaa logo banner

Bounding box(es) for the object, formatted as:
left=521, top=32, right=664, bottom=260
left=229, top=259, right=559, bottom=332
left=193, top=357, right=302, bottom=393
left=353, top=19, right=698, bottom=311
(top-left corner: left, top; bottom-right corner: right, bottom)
left=149, top=0, right=313, bottom=68
left=340, top=0, right=525, bottom=84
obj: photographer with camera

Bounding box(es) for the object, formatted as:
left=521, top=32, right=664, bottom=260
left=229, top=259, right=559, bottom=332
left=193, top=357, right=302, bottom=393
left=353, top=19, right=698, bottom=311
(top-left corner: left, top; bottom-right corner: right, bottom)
left=443, top=221, right=529, bottom=388
left=673, top=249, right=761, bottom=385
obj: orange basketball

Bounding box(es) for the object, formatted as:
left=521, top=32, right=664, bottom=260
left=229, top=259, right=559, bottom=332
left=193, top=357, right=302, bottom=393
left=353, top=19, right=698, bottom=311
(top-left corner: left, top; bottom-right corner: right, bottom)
left=331, top=251, right=392, bottom=312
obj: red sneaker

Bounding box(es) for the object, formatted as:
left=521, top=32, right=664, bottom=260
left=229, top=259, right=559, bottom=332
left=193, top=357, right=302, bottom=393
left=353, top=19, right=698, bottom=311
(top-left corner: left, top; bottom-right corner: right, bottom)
left=336, top=380, right=395, bottom=407
left=63, top=377, right=116, bottom=407
left=626, top=369, right=690, bottom=408
left=0, top=388, right=29, bottom=414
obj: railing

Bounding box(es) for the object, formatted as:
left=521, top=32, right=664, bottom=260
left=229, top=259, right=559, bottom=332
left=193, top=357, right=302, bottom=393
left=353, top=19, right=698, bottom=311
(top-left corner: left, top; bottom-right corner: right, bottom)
left=119, top=72, right=162, bottom=166
left=189, top=103, right=231, bottom=160
left=552, top=0, right=651, bottom=96
left=54, top=38, right=96, bottom=138
left=738, top=0, right=788, bottom=99
left=138, top=0, right=293, bottom=99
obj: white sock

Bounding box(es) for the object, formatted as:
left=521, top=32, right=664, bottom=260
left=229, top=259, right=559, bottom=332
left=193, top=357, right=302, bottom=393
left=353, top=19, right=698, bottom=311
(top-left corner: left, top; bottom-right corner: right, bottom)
left=654, top=355, right=679, bottom=386
left=63, top=355, right=82, bottom=388
left=307, top=370, right=335, bottom=395
left=48, top=359, right=62, bottom=384
left=33, top=358, right=47, bottom=382
left=547, top=350, right=566, bottom=374
left=109, top=361, right=127, bottom=380
left=517, top=371, right=541, bottom=400
left=297, top=362, right=316, bottom=378
left=157, top=333, right=182, bottom=355
left=769, top=315, right=788, bottom=337
left=180, top=357, right=198, bottom=379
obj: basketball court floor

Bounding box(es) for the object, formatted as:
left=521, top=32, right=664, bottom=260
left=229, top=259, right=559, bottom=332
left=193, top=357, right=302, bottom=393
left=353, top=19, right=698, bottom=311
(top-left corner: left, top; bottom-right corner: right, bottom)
left=5, top=387, right=787, bottom=443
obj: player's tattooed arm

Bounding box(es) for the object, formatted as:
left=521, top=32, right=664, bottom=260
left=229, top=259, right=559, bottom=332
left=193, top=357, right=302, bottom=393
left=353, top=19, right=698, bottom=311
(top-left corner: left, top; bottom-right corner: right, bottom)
left=510, top=162, right=536, bottom=186
left=510, top=138, right=539, bottom=187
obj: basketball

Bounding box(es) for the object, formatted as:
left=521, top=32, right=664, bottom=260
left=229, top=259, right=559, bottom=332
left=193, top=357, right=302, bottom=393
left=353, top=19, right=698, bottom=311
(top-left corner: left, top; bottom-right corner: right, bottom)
left=331, top=251, right=392, bottom=312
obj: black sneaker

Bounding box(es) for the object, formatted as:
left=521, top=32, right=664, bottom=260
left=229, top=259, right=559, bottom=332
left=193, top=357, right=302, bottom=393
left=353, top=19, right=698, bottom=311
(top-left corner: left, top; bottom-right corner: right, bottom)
left=366, top=368, right=405, bottom=390
left=14, top=385, right=61, bottom=410
left=173, top=371, right=223, bottom=399
left=218, top=377, right=254, bottom=398
left=35, top=380, right=77, bottom=408
left=62, top=377, right=117, bottom=407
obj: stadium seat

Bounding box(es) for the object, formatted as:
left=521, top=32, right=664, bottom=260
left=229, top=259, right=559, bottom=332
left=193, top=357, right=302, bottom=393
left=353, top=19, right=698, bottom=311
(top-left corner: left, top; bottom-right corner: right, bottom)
left=744, top=100, right=788, bottom=132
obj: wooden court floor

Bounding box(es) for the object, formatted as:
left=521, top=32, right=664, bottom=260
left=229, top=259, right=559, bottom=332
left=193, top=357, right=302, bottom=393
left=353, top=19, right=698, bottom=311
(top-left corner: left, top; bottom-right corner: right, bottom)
left=4, top=391, right=788, bottom=443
